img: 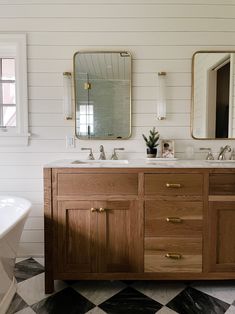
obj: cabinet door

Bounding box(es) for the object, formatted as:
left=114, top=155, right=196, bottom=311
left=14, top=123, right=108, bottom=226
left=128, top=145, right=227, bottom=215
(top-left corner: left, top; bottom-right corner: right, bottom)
left=209, top=202, right=235, bottom=272
left=56, top=201, right=97, bottom=273
left=97, top=200, right=143, bottom=273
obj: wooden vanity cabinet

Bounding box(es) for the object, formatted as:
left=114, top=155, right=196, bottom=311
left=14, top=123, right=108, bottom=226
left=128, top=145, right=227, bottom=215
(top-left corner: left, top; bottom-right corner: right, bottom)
left=144, top=173, right=204, bottom=273
left=56, top=199, right=143, bottom=275
left=208, top=172, right=235, bottom=272
left=44, top=167, right=235, bottom=294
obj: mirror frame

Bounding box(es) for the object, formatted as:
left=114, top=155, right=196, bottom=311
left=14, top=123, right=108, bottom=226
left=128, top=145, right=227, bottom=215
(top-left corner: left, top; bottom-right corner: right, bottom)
left=191, top=50, right=235, bottom=140
left=73, top=50, right=132, bottom=140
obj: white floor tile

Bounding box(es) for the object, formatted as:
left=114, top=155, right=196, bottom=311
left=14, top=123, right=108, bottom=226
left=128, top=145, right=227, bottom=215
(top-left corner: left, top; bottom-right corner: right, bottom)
left=72, top=280, right=127, bottom=305
left=156, top=307, right=179, bottom=314
left=15, top=307, right=36, bottom=314
left=33, top=257, right=45, bottom=267
left=132, top=281, right=186, bottom=305
left=16, top=258, right=29, bottom=263
left=225, top=305, right=235, bottom=313
left=192, top=281, right=235, bottom=304
left=86, top=307, right=107, bottom=314
left=17, top=273, right=67, bottom=306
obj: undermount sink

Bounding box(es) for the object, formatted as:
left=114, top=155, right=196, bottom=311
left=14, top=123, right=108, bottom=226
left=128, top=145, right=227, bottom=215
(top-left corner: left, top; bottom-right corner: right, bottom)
left=206, top=160, right=235, bottom=163
left=71, top=159, right=129, bottom=165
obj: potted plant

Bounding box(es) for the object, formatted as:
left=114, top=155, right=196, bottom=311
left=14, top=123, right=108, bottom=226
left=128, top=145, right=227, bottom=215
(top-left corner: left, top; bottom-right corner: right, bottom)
left=142, top=127, right=160, bottom=158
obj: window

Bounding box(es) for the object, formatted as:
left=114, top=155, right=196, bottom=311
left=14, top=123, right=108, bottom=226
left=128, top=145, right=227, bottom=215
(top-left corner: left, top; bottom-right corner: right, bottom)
left=0, top=34, right=28, bottom=145
left=0, top=58, right=16, bottom=127
left=78, top=102, right=94, bottom=136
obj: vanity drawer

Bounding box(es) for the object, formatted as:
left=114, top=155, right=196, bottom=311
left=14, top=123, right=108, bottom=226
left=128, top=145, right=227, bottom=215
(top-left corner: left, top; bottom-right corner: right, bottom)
left=145, top=174, right=203, bottom=197
left=144, top=237, right=202, bottom=272
left=209, top=174, right=235, bottom=195
left=145, top=201, right=203, bottom=237
left=56, top=173, right=138, bottom=196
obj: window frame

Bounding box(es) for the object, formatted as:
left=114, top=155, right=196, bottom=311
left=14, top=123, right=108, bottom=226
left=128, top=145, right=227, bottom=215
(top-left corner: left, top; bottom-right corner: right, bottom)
left=0, top=34, right=29, bottom=146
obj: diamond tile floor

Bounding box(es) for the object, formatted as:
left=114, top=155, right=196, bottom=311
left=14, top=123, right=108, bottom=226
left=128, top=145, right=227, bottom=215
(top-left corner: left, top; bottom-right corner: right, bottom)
left=6, top=257, right=235, bottom=314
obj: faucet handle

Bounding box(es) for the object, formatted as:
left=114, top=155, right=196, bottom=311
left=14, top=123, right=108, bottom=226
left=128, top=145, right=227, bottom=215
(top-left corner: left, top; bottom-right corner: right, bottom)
left=111, top=148, right=125, bottom=160
left=200, top=147, right=214, bottom=160
left=81, top=147, right=95, bottom=160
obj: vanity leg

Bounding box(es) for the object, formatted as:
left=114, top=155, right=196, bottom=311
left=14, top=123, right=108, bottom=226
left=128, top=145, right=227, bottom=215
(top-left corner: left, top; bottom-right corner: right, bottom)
left=45, top=272, right=54, bottom=294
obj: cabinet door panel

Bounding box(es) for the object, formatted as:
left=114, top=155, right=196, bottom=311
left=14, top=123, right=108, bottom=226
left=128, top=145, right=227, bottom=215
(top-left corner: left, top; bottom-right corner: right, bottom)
left=98, top=200, right=143, bottom=273
left=57, top=201, right=97, bottom=273
left=209, top=202, right=235, bottom=272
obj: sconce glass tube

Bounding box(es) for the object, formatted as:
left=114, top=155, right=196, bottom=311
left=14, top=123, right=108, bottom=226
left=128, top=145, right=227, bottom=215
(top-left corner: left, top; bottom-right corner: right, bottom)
left=63, top=72, right=72, bottom=120
left=157, top=72, right=167, bottom=120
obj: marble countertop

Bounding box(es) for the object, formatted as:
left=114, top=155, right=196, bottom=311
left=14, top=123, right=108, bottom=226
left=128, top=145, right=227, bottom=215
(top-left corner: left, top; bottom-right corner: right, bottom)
left=44, top=159, right=235, bottom=168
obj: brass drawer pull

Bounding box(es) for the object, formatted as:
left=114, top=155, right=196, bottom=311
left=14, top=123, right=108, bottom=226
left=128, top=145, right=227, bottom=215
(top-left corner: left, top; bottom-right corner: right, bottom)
left=165, top=253, right=182, bottom=260
left=166, top=183, right=182, bottom=188
left=166, top=217, right=182, bottom=223
left=99, top=207, right=106, bottom=212
left=90, top=207, right=98, bottom=212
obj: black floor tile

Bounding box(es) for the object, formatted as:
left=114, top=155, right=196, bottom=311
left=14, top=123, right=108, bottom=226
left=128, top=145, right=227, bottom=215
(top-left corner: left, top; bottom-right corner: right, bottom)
left=166, top=286, right=230, bottom=314
left=99, top=286, right=162, bottom=314
left=31, top=287, right=95, bottom=314
left=15, top=258, right=44, bottom=283
left=6, top=293, right=28, bottom=314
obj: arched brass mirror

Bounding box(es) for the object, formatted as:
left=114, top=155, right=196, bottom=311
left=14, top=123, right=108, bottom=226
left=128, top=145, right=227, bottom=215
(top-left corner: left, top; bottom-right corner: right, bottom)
left=191, top=51, right=235, bottom=139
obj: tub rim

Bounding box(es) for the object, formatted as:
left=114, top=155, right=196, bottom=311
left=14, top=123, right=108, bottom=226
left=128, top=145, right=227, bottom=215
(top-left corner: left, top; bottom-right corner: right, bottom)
left=0, top=195, right=31, bottom=240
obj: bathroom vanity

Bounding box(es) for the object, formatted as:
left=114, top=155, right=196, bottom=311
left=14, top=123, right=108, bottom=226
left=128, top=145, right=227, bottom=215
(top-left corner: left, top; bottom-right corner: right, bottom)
left=44, top=161, right=235, bottom=293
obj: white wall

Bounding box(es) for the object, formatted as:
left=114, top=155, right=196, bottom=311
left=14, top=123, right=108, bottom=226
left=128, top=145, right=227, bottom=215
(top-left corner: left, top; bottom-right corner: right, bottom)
left=1, top=0, right=235, bottom=256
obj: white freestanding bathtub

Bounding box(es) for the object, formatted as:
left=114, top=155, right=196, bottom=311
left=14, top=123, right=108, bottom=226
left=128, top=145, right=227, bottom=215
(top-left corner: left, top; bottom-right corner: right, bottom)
left=0, top=196, right=31, bottom=314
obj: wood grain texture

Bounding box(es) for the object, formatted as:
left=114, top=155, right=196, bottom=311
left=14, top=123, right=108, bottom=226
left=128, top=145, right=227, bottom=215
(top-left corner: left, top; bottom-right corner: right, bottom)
left=44, top=167, right=235, bottom=289
left=44, top=168, right=54, bottom=293
left=97, top=200, right=143, bottom=273
left=57, top=173, right=138, bottom=196
left=56, top=200, right=97, bottom=273
left=145, top=237, right=202, bottom=272
left=209, top=174, right=235, bottom=195
left=145, top=200, right=203, bottom=237
left=144, top=173, right=203, bottom=198
left=208, top=201, right=235, bottom=272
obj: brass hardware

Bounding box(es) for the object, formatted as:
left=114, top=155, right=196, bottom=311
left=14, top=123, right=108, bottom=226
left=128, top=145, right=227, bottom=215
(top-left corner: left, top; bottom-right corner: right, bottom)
left=99, top=207, right=106, bottom=212
left=84, top=82, right=91, bottom=90
left=63, top=72, right=72, bottom=76
left=158, top=71, right=166, bottom=76
left=166, top=217, right=182, bottom=223
left=165, top=253, right=182, bottom=260
left=166, top=183, right=182, bottom=188
left=90, top=207, right=97, bottom=212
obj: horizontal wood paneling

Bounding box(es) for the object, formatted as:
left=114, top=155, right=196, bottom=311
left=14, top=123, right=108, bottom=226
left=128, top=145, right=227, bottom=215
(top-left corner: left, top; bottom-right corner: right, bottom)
left=1, top=4, right=235, bottom=18
left=0, top=1, right=234, bottom=256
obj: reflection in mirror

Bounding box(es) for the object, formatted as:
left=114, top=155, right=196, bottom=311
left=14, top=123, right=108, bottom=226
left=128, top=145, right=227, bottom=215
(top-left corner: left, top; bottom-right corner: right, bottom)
left=192, top=51, right=234, bottom=139
left=74, top=51, right=131, bottom=139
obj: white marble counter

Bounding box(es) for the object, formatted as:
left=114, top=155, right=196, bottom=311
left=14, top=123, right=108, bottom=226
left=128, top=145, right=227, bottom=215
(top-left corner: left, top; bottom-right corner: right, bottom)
left=44, top=159, right=235, bottom=168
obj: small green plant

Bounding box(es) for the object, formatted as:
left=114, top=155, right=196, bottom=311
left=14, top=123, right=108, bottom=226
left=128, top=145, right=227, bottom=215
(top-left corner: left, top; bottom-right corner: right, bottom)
left=142, top=127, right=160, bottom=149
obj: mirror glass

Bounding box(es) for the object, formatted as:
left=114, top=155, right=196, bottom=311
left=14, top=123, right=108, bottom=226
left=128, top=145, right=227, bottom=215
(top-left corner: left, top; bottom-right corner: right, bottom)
left=74, top=51, right=131, bottom=139
left=192, top=51, right=235, bottom=139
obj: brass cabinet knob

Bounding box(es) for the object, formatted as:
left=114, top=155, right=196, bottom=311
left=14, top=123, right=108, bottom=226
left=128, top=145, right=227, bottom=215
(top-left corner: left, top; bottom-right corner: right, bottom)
left=166, top=183, right=182, bottom=188
left=166, top=217, right=182, bottom=223
left=99, top=207, right=106, bottom=212
left=165, top=253, right=182, bottom=259
left=90, top=207, right=97, bottom=212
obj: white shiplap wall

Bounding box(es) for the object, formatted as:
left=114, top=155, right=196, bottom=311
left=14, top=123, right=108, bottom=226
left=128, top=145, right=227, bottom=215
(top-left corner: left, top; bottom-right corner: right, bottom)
left=1, top=0, right=235, bottom=256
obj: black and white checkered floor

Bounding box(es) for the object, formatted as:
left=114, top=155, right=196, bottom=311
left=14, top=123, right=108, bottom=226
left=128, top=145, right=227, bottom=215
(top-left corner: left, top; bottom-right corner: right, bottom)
left=6, top=257, right=235, bottom=314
